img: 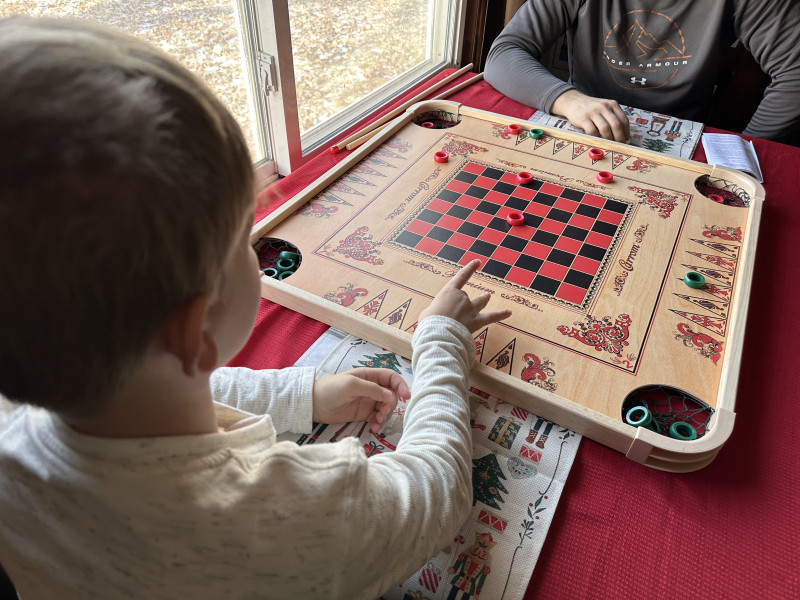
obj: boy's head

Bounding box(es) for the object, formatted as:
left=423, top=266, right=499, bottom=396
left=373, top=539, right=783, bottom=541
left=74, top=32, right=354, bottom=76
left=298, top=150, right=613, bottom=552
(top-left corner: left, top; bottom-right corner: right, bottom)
left=0, top=17, right=256, bottom=416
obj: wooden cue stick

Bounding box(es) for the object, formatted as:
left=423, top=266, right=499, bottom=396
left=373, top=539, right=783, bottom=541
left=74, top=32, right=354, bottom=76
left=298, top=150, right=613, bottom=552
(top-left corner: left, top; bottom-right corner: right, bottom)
left=344, top=72, right=484, bottom=151
left=330, top=63, right=474, bottom=153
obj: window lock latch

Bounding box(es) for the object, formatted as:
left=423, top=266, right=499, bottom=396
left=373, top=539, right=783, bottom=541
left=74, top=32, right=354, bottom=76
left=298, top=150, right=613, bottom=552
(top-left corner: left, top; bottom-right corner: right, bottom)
left=257, top=51, right=278, bottom=94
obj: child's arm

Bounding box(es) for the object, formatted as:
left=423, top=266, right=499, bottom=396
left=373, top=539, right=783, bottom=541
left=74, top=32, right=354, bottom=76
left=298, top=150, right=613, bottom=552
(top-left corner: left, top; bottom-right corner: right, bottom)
left=339, top=260, right=512, bottom=597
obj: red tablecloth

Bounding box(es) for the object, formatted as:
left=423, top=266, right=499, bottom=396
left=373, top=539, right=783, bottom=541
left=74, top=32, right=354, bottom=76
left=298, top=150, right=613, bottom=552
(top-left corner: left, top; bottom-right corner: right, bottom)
left=232, top=70, right=800, bottom=599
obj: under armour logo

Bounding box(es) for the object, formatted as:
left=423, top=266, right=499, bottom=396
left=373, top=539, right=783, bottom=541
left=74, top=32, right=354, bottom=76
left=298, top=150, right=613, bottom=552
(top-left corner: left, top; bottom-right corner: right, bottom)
left=631, top=77, right=647, bottom=85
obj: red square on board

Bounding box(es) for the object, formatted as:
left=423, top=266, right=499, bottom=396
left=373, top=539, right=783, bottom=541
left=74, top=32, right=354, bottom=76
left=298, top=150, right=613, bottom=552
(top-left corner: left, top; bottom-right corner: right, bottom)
left=500, top=172, right=519, bottom=185
left=598, top=209, right=625, bottom=225
left=467, top=211, right=493, bottom=226
left=540, top=182, right=564, bottom=196
left=447, top=180, right=470, bottom=194
left=462, top=162, right=485, bottom=175
left=506, top=266, right=536, bottom=287
left=417, top=237, right=444, bottom=255
left=428, top=198, right=452, bottom=214
left=485, top=190, right=510, bottom=205
left=581, top=193, right=606, bottom=208
left=539, top=219, right=566, bottom=235
left=525, top=241, right=551, bottom=259
left=437, top=215, right=463, bottom=231
left=525, top=202, right=550, bottom=218
left=555, top=236, right=582, bottom=254
left=556, top=283, right=587, bottom=304
left=491, top=246, right=521, bottom=265
left=514, top=187, right=536, bottom=201
left=568, top=214, right=594, bottom=230
left=448, top=232, right=477, bottom=250
left=586, top=231, right=613, bottom=249
left=474, top=175, right=499, bottom=190
left=456, top=194, right=482, bottom=210
left=479, top=228, right=506, bottom=245
left=406, top=219, right=434, bottom=236
left=506, top=225, right=536, bottom=239
left=572, top=255, right=601, bottom=275
left=539, top=261, right=568, bottom=281
left=459, top=251, right=484, bottom=266
left=555, top=197, right=579, bottom=213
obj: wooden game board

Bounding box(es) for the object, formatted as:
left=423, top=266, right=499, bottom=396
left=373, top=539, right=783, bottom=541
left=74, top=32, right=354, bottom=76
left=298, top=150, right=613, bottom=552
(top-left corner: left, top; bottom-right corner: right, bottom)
left=253, top=100, right=763, bottom=472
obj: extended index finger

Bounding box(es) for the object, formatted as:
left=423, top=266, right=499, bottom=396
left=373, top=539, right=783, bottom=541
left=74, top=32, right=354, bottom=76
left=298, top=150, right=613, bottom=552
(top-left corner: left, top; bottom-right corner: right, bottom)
left=444, top=259, right=482, bottom=291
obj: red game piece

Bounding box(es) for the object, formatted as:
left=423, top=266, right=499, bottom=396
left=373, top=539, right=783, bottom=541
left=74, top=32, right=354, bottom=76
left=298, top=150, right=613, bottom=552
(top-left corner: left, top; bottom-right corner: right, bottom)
left=507, top=124, right=522, bottom=135
left=433, top=151, right=449, bottom=163
left=709, top=194, right=724, bottom=204
left=421, top=122, right=435, bottom=128
left=589, top=148, right=604, bottom=161
left=516, top=171, right=533, bottom=185
left=506, top=211, right=525, bottom=227
left=597, top=171, right=613, bottom=183
left=329, top=145, right=341, bottom=155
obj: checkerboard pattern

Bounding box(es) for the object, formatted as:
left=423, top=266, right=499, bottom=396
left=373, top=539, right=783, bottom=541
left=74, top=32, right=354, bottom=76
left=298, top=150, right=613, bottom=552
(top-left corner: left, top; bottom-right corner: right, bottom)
left=392, top=161, right=631, bottom=306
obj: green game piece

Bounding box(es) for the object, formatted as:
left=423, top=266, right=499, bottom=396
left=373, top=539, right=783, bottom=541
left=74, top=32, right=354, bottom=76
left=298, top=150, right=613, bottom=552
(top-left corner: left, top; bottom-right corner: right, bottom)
left=275, top=257, right=297, bottom=272
left=683, top=272, right=705, bottom=288
left=529, top=128, right=544, bottom=139
left=669, top=422, right=698, bottom=441
left=279, top=250, right=300, bottom=261
left=625, top=405, right=660, bottom=433
left=277, top=270, right=293, bottom=280
left=262, top=267, right=279, bottom=278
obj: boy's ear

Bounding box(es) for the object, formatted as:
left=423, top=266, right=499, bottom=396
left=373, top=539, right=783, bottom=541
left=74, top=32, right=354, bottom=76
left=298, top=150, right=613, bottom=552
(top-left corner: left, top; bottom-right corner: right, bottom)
left=160, top=294, right=218, bottom=375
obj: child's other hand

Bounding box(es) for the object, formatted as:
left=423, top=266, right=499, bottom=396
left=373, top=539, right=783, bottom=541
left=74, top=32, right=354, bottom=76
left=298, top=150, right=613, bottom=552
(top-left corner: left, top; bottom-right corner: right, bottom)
left=419, top=259, right=512, bottom=333
left=312, top=368, right=410, bottom=434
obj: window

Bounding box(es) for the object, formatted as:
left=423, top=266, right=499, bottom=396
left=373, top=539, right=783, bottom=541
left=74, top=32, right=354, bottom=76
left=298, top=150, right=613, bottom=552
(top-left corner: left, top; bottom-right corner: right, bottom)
left=2, top=1, right=464, bottom=177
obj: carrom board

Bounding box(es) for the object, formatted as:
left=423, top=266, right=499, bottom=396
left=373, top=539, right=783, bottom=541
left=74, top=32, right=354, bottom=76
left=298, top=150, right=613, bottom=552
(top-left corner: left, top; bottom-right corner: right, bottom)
left=253, top=100, right=763, bottom=472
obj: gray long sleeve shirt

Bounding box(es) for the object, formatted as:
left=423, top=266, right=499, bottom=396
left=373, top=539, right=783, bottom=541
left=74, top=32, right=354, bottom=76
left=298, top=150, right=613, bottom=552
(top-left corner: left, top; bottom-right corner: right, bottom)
left=484, top=0, right=800, bottom=143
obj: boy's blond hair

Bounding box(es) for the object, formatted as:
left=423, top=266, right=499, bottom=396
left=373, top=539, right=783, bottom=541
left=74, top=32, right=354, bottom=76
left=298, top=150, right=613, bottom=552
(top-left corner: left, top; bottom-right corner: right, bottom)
left=0, top=17, right=255, bottom=416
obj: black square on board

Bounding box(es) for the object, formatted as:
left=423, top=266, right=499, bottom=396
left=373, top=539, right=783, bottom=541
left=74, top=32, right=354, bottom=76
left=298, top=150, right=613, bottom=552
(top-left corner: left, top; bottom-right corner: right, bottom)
left=488, top=217, right=510, bottom=232
left=465, top=185, right=490, bottom=199
left=446, top=204, right=472, bottom=220
left=532, top=193, right=557, bottom=207
left=563, top=225, right=589, bottom=241
left=493, top=181, right=516, bottom=195
left=505, top=196, right=528, bottom=211
left=547, top=248, right=575, bottom=267
left=576, top=203, right=601, bottom=218
left=469, top=239, right=497, bottom=257
left=428, top=226, right=454, bottom=242
left=438, top=189, right=462, bottom=204
left=501, top=235, right=528, bottom=251
left=561, top=188, right=584, bottom=202
left=592, top=220, right=618, bottom=236
left=455, top=171, right=479, bottom=184
left=437, top=244, right=466, bottom=262
left=483, top=259, right=512, bottom=278
left=530, top=275, right=560, bottom=295
left=579, top=243, right=606, bottom=261
left=565, top=269, right=593, bottom=289
left=604, top=199, right=628, bottom=214
left=457, top=222, right=483, bottom=238
left=475, top=200, right=501, bottom=215
left=395, top=231, right=423, bottom=247
left=418, top=209, right=442, bottom=224
left=547, top=208, right=572, bottom=223
left=515, top=254, right=544, bottom=272
left=526, top=215, right=544, bottom=229
left=483, top=167, right=505, bottom=180
left=532, top=230, right=558, bottom=247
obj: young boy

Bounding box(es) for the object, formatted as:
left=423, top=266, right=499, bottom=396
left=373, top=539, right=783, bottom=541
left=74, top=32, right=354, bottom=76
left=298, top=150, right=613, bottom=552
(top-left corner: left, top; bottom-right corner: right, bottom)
left=0, top=17, right=512, bottom=599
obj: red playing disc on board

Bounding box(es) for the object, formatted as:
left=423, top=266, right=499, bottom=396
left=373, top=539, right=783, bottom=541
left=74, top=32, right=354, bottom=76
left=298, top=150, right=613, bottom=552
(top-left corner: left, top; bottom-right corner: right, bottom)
left=596, top=171, right=613, bottom=183
left=589, top=148, right=604, bottom=161
left=506, top=211, right=525, bottom=226
left=507, top=124, right=522, bottom=135
left=421, top=122, right=435, bottom=128
left=433, top=151, right=449, bottom=163
left=517, top=171, right=533, bottom=184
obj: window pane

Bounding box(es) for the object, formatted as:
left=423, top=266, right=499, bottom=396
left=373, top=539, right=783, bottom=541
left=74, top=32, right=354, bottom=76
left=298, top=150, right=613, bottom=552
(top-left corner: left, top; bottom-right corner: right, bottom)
left=289, top=0, right=433, bottom=135
left=1, top=0, right=266, bottom=162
